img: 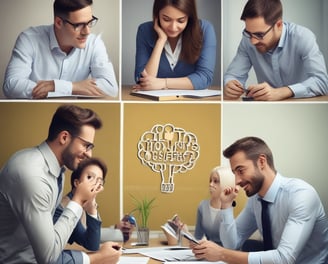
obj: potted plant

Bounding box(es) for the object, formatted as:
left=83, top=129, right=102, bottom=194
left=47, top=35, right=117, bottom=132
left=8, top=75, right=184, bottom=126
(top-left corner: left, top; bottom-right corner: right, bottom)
left=130, top=194, right=156, bottom=245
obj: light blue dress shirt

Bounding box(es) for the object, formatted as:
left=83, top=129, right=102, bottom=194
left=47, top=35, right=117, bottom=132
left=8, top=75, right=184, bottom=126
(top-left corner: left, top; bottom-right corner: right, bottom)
left=3, top=25, right=118, bottom=99
left=0, top=142, right=83, bottom=264
left=224, top=22, right=328, bottom=98
left=135, top=20, right=217, bottom=90
left=219, top=173, right=328, bottom=264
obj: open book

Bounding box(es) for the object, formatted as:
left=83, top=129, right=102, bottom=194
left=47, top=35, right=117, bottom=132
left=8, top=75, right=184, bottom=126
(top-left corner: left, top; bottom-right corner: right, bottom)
left=130, top=89, right=221, bottom=101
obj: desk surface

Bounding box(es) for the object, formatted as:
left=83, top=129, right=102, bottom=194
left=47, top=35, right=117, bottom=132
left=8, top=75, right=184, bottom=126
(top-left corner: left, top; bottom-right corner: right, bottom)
left=224, top=95, right=328, bottom=102
left=122, top=85, right=221, bottom=101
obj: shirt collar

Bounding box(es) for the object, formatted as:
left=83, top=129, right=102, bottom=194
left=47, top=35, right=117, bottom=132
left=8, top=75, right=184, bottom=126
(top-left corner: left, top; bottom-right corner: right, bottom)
left=277, top=22, right=287, bottom=49
left=258, top=173, right=282, bottom=203
left=50, top=25, right=60, bottom=51
left=38, top=141, right=65, bottom=178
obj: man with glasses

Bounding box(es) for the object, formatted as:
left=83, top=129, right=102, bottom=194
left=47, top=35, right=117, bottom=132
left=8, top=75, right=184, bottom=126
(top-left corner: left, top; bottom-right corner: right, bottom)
left=223, top=0, right=328, bottom=101
left=0, top=105, right=122, bottom=264
left=3, top=0, right=118, bottom=99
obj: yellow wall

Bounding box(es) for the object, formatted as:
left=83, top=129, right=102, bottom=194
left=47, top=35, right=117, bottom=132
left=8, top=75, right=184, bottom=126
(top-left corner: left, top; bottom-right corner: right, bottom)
left=0, top=102, right=247, bottom=229
left=0, top=102, right=121, bottom=226
left=123, top=103, right=222, bottom=230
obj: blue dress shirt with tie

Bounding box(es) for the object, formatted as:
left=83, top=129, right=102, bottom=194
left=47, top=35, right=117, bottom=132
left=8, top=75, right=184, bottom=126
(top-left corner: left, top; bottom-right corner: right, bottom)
left=219, top=173, right=328, bottom=264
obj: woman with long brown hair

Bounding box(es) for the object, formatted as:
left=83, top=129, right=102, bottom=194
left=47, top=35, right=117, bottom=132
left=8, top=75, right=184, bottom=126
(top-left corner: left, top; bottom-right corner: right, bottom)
left=134, top=0, right=216, bottom=91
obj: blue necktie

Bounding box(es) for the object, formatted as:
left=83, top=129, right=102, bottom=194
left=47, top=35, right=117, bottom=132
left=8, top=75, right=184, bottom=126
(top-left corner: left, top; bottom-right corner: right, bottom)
left=261, top=199, right=273, bottom=250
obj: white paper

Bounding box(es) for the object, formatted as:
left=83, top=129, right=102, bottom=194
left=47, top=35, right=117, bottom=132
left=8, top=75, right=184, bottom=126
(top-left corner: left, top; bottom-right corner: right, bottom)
left=163, top=260, right=225, bottom=264
left=132, top=89, right=221, bottom=98
left=118, top=256, right=149, bottom=264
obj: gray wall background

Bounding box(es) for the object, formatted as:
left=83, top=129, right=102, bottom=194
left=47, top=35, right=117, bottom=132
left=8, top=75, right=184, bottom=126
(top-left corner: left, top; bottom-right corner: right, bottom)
left=223, top=0, right=328, bottom=86
left=222, top=103, right=328, bottom=215
left=122, top=0, right=221, bottom=86
left=0, top=0, right=119, bottom=98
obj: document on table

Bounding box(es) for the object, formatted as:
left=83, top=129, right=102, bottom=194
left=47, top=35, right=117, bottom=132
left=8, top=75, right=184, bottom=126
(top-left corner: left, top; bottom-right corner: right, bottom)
left=163, top=260, right=225, bottom=264
left=130, top=89, right=221, bottom=101
left=118, top=256, right=149, bottom=264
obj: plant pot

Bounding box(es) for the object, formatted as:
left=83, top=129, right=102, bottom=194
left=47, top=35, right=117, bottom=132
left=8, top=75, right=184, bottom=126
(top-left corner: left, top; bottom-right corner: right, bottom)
left=137, top=227, right=150, bottom=245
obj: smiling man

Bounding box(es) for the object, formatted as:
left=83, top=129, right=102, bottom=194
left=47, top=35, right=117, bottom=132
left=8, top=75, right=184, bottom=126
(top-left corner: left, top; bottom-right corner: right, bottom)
left=191, top=137, right=328, bottom=264
left=0, top=105, right=122, bottom=264
left=3, top=0, right=118, bottom=99
left=223, top=0, right=328, bottom=101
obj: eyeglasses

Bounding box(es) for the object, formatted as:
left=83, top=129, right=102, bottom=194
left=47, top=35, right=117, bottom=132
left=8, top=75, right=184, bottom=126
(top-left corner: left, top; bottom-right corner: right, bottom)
left=61, top=15, right=98, bottom=32
left=243, top=23, right=275, bottom=40
left=76, top=135, right=95, bottom=152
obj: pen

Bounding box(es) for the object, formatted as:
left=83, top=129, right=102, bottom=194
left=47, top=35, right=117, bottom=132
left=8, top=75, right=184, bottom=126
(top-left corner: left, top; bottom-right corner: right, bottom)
left=112, top=245, right=125, bottom=251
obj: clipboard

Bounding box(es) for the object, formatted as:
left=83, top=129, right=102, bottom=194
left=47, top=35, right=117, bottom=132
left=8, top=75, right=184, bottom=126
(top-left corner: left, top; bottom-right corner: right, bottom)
left=130, top=89, right=221, bottom=101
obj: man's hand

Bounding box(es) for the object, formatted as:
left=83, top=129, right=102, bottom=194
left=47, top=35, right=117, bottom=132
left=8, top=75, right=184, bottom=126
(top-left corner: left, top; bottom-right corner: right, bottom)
left=192, top=240, right=223, bottom=262
left=220, top=186, right=239, bottom=209
left=72, top=79, right=106, bottom=96
left=32, top=80, right=55, bottom=99
left=224, top=80, right=244, bottom=99
left=247, top=82, right=293, bottom=101
left=88, top=241, right=122, bottom=264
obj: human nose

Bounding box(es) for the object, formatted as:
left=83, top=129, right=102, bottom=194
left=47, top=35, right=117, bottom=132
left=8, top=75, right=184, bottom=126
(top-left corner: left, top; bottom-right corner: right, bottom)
left=83, top=149, right=92, bottom=158
left=250, top=36, right=260, bottom=45
left=169, top=21, right=178, bottom=31
left=81, top=25, right=90, bottom=35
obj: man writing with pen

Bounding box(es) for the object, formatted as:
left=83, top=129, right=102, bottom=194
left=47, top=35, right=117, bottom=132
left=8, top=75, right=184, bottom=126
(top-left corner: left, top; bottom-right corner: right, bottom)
left=223, top=0, right=328, bottom=101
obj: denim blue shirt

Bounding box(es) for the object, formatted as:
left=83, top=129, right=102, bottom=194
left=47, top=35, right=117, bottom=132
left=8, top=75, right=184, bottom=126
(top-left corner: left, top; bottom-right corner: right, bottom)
left=3, top=25, right=118, bottom=98
left=135, top=20, right=217, bottom=90
left=220, top=173, right=328, bottom=264
left=224, top=22, right=328, bottom=98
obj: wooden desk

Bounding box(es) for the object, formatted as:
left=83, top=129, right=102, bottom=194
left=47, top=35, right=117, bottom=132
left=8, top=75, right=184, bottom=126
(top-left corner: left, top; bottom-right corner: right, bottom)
left=122, top=85, right=221, bottom=101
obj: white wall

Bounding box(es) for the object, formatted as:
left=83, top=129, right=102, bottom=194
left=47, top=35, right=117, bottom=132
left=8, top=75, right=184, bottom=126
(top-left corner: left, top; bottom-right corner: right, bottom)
left=121, top=0, right=221, bottom=86
left=223, top=0, right=328, bottom=86
left=222, top=103, right=328, bottom=213
left=0, top=0, right=119, bottom=98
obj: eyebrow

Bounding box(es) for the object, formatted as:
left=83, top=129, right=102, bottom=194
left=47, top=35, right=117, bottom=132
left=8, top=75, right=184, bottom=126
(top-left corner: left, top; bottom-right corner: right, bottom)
left=162, top=14, right=187, bottom=20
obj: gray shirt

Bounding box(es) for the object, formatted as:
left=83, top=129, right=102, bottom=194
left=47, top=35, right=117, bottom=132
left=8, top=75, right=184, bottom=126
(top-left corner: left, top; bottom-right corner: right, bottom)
left=0, top=142, right=83, bottom=264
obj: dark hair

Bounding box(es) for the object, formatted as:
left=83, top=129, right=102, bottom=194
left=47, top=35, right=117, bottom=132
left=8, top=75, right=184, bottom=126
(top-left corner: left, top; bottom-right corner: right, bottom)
left=240, top=0, right=283, bottom=25
left=153, top=0, right=203, bottom=64
left=47, top=104, right=102, bottom=141
left=54, top=0, right=93, bottom=19
left=70, top=157, right=108, bottom=189
left=223, top=136, right=276, bottom=172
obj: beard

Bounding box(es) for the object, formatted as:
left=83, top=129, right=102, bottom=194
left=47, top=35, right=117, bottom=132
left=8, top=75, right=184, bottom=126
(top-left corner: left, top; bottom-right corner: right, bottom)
left=61, top=142, right=83, bottom=171
left=244, top=167, right=264, bottom=197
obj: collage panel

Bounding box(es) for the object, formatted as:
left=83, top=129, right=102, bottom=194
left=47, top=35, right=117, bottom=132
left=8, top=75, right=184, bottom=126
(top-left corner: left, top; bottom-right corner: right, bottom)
left=222, top=0, right=328, bottom=101
left=0, top=0, right=120, bottom=100
left=122, top=0, right=222, bottom=101
left=123, top=103, right=222, bottom=230
left=0, top=102, right=121, bottom=224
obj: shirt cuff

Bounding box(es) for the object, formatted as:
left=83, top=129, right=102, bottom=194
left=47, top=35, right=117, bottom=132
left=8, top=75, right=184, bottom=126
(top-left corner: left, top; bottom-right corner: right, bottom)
left=66, top=200, right=83, bottom=219
left=82, top=252, right=90, bottom=264
left=54, top=79, right=73, bottom=95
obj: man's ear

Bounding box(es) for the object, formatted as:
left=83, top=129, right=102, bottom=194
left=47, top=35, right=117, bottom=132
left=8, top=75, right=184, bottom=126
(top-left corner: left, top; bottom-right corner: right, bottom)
left=258, top=154, right=267, bottom=169
left=54, top=16, right=63, bottom=29
left=276, top=19, right=283, bottom=31
left=59, top=130, right=70, bottom=146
